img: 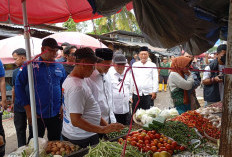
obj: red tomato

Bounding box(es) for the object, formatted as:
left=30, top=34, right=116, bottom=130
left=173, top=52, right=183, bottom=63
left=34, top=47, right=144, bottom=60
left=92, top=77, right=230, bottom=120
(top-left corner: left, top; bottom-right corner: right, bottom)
left=127, top=137, right=132, bottom=142
left=167, top=150, right=173, bottom=155
left=172, top=141, right=178, bottom=147
left=154, top=134, right=161, bottom=139
left=151, top=146, right=158, bottom=152
left=167, top=139, right=173, bottom=144
left=138, top=143, right=143, bottom=148
left=138, top=135, right=144, bottom=140
left=144, top=140, right=150, bottom=145
left=151, top=130, right=156, bottom=134
left=166, top=144, right=172, bottom=150
left=160, top=147, right=167, bottom=152
left=132, top=137, right=138, bottom=141
left=138, top=140, right=144, bottom=144
left=180, top=146, right=186, bottom=151
left=142, top=130, right=147, bottom=133
left=130, top=141, right=137, bottom=146
left=159, top=138, right=164, bottom=143
left=144, top=135, right=151, bottom=141
left=141, top=132, right=146, bottom=137
left=175, top=146, right=180, bottom=150
left=149, top=134, right=155, bottom=140
left=157, top=143, right=163, bottom=148
left=157, top=149, right=162, bottom=152
left=169, top=145, right=174, bottom=150
left=131, top=131, right=139, bottom=135
left=145, top=146, right=151, bottom=152
left=151, top=142, right=156, bottom=147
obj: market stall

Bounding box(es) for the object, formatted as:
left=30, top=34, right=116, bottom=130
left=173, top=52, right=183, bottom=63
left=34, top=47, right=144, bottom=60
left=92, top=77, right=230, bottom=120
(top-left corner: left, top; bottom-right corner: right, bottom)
left=7, top=103, right=223, bottom=157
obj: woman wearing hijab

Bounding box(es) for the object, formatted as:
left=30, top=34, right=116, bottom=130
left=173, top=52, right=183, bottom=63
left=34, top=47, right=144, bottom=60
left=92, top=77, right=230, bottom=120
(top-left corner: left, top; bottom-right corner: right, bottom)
left=168, top=56, right=194, bottom=114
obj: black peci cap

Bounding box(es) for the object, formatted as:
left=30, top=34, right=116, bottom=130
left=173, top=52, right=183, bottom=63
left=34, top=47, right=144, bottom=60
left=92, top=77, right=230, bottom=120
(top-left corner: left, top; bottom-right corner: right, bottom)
left=42, top=38, right=63, bottom=50
left=95, top=48, right=113, bottom=61
left=76, top=47, right=103, bottom=63
left=139, top=46, right=149, bottom=52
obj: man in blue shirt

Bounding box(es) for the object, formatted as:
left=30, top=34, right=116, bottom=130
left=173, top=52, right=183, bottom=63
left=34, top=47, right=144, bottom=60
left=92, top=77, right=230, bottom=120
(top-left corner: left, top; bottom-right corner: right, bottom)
left=56, top=42, right=70, bottom=62
left=0, top=59, right=6, bottom=156
left=15, top=38, right=66, bottom=141
left=12, top=48, right=33, bottom=147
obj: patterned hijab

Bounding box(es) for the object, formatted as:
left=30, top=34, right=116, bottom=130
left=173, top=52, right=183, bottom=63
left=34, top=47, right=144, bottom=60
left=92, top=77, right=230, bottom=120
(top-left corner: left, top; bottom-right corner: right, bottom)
left=171, top=56, right=192, bottom=104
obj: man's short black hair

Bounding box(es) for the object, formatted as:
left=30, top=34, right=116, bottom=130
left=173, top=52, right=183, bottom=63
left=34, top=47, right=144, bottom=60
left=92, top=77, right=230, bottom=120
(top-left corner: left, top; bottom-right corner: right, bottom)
left=217, top=44, right=227, bottom=53
left=63, top=45, right=78, bottom=55
left=12, top=48, right=26, bottom=57
left=61, top=42, right=70, bottom=47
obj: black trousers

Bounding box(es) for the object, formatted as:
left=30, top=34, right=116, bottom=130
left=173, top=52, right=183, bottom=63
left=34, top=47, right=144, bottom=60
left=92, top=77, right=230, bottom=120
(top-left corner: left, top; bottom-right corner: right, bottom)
left=62, top=134, right=99, bottom=148
left=132, top=94, right=153, bottom=112
left=31, top=114, right=62, bottom=141
left=159, top=75, right=169, bottom=84
left=0, top=113, right=5, bottom=157
left=14, top=112, right=33, bottom=147
left=114, top=112, right=131, bottom=125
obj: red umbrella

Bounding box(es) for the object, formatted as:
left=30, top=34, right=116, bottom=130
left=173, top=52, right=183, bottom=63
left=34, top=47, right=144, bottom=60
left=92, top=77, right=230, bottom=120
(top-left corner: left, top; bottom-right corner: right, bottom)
left=0, top=0, right=132, bottom=24
left=44, top=32, right=107, bottom=50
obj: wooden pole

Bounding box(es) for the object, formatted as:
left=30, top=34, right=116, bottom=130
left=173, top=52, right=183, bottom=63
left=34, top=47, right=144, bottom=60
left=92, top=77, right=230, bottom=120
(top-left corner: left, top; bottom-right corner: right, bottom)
left=219, top=1, right=232, bottom=156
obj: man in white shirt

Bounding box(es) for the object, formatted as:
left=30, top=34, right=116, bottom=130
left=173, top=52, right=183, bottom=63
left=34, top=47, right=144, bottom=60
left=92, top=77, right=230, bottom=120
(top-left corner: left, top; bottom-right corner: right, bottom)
left=202, top=44, right=227, bottom=106
left=62, top=48, right=124, bottom=148
left=86, top=48, right=116, bottom=124
left=108, top=54, right=131, bottom=125
left=132, top=46, right=159, bottom=112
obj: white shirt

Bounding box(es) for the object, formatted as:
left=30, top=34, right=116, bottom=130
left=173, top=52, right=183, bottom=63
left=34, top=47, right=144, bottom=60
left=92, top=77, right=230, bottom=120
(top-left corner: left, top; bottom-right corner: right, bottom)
left=62, top=76, right=101, bottom=140
left=203, top=65, right=225, bottom=101
left=132, top=61, right=159, bottom=96
left=107, top=67, right=130, bottom=114
left=85, top=70, right=116, bottom=123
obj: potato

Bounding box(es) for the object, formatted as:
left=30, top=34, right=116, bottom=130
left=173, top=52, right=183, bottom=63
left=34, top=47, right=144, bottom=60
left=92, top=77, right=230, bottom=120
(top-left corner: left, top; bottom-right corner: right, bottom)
left=60, top=148, right=65, bottom=152
left=56, top=151, right=61, bottom=155
left=47, top=141, right=52, bottom=145
left=66, top=150, right=70, bottom=155
left=51, top=147, right=59, bottom=152
left=52, top=144, right=57, bottom=148
left=57, top=143, right=62, bottom=148
left=46, top=147, right=52, bottom=154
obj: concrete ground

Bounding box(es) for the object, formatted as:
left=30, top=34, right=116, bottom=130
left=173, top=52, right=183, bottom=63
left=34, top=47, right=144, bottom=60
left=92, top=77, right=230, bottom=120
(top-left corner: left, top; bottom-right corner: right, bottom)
left=3, top=87, right=204, bottom=156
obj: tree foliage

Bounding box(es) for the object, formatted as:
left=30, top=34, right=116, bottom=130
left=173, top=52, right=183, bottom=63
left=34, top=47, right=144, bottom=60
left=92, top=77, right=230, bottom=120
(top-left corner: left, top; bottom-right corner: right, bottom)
left=63, top=8, right=140, bottom=34
left=90, top=8, right=140, bottom=35
left=207, top=46, right=217, bottom=53
left=63, top=18, right=77, bottom=31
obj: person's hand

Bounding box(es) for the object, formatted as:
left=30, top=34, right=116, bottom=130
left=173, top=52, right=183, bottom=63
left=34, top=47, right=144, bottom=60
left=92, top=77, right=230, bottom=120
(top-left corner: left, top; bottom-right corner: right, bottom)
left=1, top=100, right=7, bottom=111
left=25, top=110, right=32, bottom=125
left=214, top=76, right=223, bottom=83
left=59, top=107, right=63, bottom=120
left=129, top=98, right=133, bottom=103
left=151, top=92, right=156, bottom=100
left=10, top=103, right=14, bottom=112
left=102, top=123, right=124, bottom=134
